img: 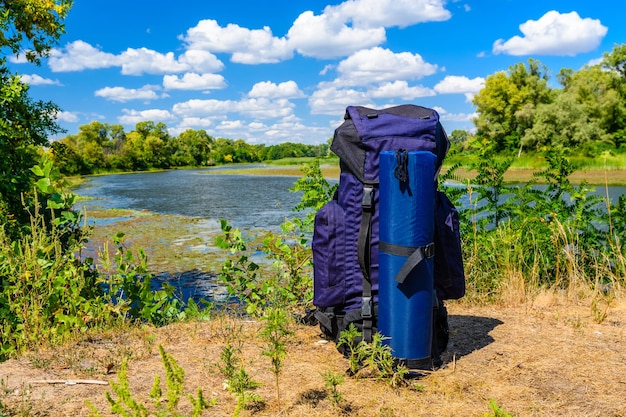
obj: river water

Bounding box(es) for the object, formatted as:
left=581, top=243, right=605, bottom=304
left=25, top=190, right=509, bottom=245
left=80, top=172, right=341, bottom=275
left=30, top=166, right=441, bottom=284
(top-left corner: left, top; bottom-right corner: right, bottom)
left=75, top=168, right=626, bottom=225
left=74, top=168, right=625, bottom=303
left=75, top=168, right=304, bottom=230
left=74, top=168, right=308, bottom=303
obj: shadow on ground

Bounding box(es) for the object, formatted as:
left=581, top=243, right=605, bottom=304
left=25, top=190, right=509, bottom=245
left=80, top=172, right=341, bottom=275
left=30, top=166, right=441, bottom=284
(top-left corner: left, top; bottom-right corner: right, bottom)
left=444, top=314, right=504, bottom=360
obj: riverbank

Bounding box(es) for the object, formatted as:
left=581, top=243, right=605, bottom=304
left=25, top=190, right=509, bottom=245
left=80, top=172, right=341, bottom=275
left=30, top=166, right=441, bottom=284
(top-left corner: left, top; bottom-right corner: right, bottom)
left=208, top=163, right=626, bottom=185
left=1, top=300, right=624, bottom=416
left=2, top=165, right=625, bottom=416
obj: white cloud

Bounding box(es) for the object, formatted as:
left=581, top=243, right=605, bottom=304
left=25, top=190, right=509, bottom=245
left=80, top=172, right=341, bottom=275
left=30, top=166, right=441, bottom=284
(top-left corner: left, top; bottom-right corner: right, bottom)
left=176, top=50, right=225, bottom=73
left=212, top=118, right=328, bottom=145
left=334, top=47, right=438, bottom=86
left=19, top=74, right=61, bottom=86
left=181, top=19, right=292, bottom=64
left=95, top=85, right=162, bottom=102
left=248, top=80, right=305, bottom=99
left=434, top=106, right=477, bottom=123
left=434, top=75, right=485, bottom=94
left=49, top=41, right=224, bottom=75
left=369, top=81, right=435, bottom=99
left=118, top=108, right=175, bottom=125
left=217, top=120, right=245, bottom=130
left=493, top=11, right=607, bottom=56
left=331, top=0, right=450, bottom=29
left=56, top=111, right=80, bottom=123
left=168, top=117, right=216, bottom=135
left=287, top=0, right=450, bottom=59
left=287, top=10, right=385, bottom=59
left=49, top=40, right=119, bottom=72
left=163, top=73, right=227, bottom=91
left=320, top=64, right=335, bottom=76
left=172, top=97, right=296, bottom=120
left=119, top=48, right=223, bottom=75
left=309, top=86, right=374, bottom=115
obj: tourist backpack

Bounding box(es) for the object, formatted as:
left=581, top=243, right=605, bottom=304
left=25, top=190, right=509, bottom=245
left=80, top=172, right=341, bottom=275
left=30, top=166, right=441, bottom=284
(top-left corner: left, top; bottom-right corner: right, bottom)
left=311, top=104, right=465, bottom=367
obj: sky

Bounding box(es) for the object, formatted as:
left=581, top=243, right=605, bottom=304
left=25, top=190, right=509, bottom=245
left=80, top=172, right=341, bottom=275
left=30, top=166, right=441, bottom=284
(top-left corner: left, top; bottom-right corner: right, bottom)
left=9, top=0, right=626, bottom=145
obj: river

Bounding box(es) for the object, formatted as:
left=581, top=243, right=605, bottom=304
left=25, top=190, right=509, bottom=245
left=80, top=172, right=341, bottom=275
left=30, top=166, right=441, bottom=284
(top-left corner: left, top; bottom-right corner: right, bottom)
left=74, top=168, right=305, bottom=230
left=73, top=168, right=626, bottom=303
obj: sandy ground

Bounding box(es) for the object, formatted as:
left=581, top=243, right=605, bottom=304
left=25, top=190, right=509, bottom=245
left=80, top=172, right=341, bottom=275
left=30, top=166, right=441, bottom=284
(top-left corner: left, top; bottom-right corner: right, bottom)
left=1, top=299, right=624, bottom=417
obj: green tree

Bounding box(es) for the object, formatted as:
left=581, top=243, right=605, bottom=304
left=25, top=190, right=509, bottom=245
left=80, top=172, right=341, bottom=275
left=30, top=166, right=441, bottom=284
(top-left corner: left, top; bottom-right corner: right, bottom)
left=0, top=0, right=73, bottom=234
left=0, top=0, right=73, bottom=63
left=523, top=59, right=625, bottom=154
left=171, top=128, right=214, bottom=166
left=472, top=59, right=554, bottom=155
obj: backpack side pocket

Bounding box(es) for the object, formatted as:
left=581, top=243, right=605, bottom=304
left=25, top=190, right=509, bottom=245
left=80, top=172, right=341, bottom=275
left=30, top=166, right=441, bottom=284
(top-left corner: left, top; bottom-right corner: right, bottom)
left=434, top=190, right=466, bottom=300
left=312, top=200, right=346, bottom=307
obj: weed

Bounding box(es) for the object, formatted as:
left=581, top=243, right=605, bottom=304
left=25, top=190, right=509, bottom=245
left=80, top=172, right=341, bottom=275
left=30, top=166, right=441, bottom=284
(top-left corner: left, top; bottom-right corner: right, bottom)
left=321, top=370, right=344, bottom=406
left=484, top=399, right=514, bottom=417
left=90, top=344, right=215, bottom=417
left=224, top=367, right=264, bottom=417
left=217, top=342, right=264, bottom=417
left=337, top=325, right=409, bottom=387
left=259, top=307, right=294, bottom=407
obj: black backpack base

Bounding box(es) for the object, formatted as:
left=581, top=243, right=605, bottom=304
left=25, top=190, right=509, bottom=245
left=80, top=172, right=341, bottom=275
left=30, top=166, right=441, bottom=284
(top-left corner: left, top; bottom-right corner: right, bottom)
left=313, top=299, right=449, bottom=372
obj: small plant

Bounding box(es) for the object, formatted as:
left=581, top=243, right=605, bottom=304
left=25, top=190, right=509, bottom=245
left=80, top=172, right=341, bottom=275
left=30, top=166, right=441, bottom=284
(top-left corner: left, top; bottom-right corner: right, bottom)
left=337, top=325, right=409, bottom=387
left=591, top=287, right=615, bottom=324
left=218, top=342, right=241, bottom=381
left=259, top=307, right=293, bottom=407
left=360, top=333, right=409, bottom=387
left=89, top=344, right=215, bottom=417
left=217, top=342, right=264, bottom=417
left=216, top=220, right=312, bottom=316
left=337, top=324, right=363, bottom=376
left=224, top=367, right=264, bottom=417
left=484, top=399, right=514, bottom=417
left=321, top=370, right=344, bottom=407
left=98, top=233, right=186, bottom=326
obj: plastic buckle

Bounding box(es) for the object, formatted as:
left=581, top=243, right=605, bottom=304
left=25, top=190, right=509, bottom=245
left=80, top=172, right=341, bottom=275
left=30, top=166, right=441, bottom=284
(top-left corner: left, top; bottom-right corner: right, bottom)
left=361, top=296, right=373, bottom=318
left=362, top=185, right=374, bottom=210
left=424, top=242, right=435, bottom=258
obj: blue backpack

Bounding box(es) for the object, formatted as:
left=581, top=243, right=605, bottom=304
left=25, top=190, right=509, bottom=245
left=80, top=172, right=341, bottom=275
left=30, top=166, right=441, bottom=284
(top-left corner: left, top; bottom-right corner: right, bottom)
left=311, top=105, right=465, bottom=363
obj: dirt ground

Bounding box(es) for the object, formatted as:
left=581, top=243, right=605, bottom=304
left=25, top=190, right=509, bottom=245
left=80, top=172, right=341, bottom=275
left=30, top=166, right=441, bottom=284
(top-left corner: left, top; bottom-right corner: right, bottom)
left=1, top=298, right=624, bottom=417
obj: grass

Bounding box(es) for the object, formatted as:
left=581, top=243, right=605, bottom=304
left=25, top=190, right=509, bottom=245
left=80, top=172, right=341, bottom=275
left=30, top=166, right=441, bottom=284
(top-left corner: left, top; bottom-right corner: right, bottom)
left=204, top=155, right=626, bottom=185
left=1, top=155, right=624, bottom=416
left=1, top=298, right=625, bottom=416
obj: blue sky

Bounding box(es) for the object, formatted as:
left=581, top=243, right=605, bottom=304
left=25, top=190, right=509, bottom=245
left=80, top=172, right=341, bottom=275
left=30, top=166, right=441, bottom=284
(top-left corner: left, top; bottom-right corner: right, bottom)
left=9, top=0, right=626, bottom=145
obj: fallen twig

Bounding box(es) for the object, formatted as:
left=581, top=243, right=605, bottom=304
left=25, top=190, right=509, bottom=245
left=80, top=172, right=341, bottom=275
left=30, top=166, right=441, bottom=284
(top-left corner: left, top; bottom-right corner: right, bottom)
left=30, top=379, right=108, bottom=386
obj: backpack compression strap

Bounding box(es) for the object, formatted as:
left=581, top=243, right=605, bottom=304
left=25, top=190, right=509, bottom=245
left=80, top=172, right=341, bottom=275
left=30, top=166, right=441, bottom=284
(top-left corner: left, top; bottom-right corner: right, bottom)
left=357, top=182, right=376, bottom=343
left=378, top=241, right=435, bottom=284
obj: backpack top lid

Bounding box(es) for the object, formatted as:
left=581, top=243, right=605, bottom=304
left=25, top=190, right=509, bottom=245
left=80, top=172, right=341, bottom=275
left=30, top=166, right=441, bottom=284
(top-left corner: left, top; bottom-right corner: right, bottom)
left=331, top=104, right=450, bottom=183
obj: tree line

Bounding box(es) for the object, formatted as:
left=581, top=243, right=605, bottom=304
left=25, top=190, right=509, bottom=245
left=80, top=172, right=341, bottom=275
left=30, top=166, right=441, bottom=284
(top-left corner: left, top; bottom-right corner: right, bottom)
left=50, top=121, right=331, bottom=175
left=468, top=45, right=626, bottom=156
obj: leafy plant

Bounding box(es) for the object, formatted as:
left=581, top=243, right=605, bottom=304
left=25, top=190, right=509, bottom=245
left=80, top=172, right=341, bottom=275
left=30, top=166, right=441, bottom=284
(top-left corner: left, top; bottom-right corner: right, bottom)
left=337, top=324, right=363, bottom=376
left=337, top=325, right=409, bottom=387
left=259, top=307, right=294, bottom=406
left=289, top=158, right=337, bottom=233
left=224, top=367, right=264, bottom=417
left=484, top=399, right=515, bottom=417
left=216, top=341, right=264, bottom=417
left=98, top=233, right=186, bottom=326
left=321, top=370, right=344, bottom=406
left=216, top=219, right=312, bottom=315
left=90, top=345, right=215, bottom=417
left=0, top=163, right=105, bottom=359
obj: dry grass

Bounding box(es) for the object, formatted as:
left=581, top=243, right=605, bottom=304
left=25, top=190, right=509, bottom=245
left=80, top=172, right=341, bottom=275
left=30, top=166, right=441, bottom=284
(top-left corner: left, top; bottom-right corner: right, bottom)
left=208, top=163, right=626, bottom=185
left=1, top=294, right=624, bottom=417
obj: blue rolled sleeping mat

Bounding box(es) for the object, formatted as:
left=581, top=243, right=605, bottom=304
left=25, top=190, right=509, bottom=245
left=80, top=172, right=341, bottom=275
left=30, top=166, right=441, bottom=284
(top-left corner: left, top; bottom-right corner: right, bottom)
left=378, top=150, right=436, bottom=370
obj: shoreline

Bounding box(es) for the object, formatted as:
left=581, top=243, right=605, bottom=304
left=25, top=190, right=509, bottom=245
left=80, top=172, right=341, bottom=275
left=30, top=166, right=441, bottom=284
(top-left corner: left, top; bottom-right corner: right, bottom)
left=206, top=163, right=626, bottom=186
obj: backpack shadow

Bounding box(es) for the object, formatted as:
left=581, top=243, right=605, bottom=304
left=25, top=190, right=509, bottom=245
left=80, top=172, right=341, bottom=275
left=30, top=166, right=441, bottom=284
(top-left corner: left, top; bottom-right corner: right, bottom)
left=442, top=315, right=504, bottom=361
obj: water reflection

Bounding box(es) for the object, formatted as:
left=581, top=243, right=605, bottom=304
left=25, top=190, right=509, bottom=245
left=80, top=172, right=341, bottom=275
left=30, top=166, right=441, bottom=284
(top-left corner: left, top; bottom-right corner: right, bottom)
left=74, top=168, right=304, bottom=230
